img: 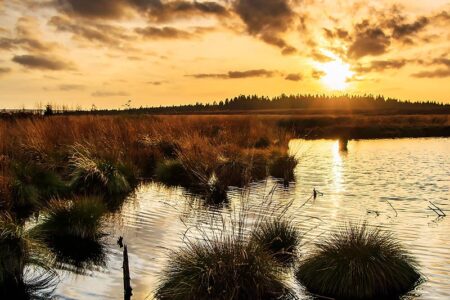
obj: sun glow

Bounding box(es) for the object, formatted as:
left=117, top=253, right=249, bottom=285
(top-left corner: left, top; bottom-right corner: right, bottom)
left=319, top=59, right=354, bottom=90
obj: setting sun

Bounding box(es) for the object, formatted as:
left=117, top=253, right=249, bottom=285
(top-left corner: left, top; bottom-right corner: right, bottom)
left=320, top=59, right=354, bottom=90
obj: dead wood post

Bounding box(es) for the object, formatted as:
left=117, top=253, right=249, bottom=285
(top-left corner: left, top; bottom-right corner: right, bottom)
left=123, top=244, right=132, bottom=300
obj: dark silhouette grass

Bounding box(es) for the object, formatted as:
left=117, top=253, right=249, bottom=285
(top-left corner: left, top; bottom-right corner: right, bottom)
left=251, top=219, right=301, bottom=267
left=296, top=224, right=421, bottom=300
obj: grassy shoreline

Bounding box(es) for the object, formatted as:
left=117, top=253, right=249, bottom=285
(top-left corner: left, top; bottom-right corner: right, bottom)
left=0, top=113, right=428, bottom=298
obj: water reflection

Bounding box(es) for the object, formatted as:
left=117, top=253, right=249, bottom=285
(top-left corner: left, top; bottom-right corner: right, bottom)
left=53, top=138, right=450, bottom=300
left=45, top=236, right=108, bottom=275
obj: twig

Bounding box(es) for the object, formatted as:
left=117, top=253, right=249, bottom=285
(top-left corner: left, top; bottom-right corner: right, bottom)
left=384, top=198, right=398, bottom=217
left=428, top=201, right=446, bottom=217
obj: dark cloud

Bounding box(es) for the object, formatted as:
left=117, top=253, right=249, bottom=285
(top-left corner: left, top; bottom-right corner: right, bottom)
left=285, top=73, right=302, bottom=81
left=348, top=21, right=390, bottom=59
left=147, top=81, right=167, bottom=85
left=49, top=16, right=133, bottom=47
left=234, top=0, right=296, bottom=54
left=412, top=55, right=450, bottom=78
left=55, top=0, right=229, bottom=22
left=55, top=0, right=128, bottom=19
left=311, top=69, right=325, bottom=79
left=189, top=69, right=277, bottom=79
left=323, top=27, right=350, bottom=41
left=91, top=90, right=130, bottom=97
left=136, top=26, right=192, bottom=39
left=434, top=11, right=450, bottom=22
left=310, top=50, right=333, bottom=62
left=432, top=57, right=450, bottom=68
left=355, top=59, right=407, bottom=73
left=412, top=68, right=450, bottom=78
left=0, top=17, right=57, bottom=52
left=58, top=84, right=85, bottom=91
left=12, top=55, right=73, bottom=70
left=0, top=37, right=55, bottom=52
left=388, top=16, right=429, bottom=40
left=0, top=67, right=11, bottom=75
left=142, top=1, right=229, bottom=22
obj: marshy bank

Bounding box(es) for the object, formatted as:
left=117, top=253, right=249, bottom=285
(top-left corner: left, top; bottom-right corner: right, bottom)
left=0, top=114, right=448, bottom=299
left=41, top=137, right=447, bottom=299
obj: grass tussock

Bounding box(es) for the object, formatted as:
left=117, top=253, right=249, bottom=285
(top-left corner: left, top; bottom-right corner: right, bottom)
left=156, top=237, right=293, bottom=300
left=37, top=197, right=106, bottom=240
left=296, top=224, right=421, bottom=300
left=156, top=191, right=300, bottom=300
left=33, top=197, right=108, bottom=273
left=11, top=163, right=67, bottom=211
left=69, top=145, right=132, bottom=196
left=0, top=214, right=57, bottom=299
left=251, top=219, right=301, bottom=266
left=269, top=153, right=298, bottom=182
left=155, top=159, right=190, bottom=187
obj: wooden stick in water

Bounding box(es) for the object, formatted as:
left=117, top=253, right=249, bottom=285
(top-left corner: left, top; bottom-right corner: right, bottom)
left=123, top=245, right=133, bottom=300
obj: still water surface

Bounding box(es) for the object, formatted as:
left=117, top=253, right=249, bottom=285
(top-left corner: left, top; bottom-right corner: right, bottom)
left=54, top=138, right=450, bottom=300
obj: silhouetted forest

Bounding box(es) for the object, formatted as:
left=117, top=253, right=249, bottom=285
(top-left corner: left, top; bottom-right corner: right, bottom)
left=2, top=94, right=449, bottom=118
left=96, top=94, right=449, bottom=115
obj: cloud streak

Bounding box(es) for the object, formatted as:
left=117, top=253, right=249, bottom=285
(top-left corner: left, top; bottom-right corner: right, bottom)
left=12, top=55, right=73, bottom=70
left=91, top=90, right=130, bottom=97
left=188, top=69, right=277, bottom=79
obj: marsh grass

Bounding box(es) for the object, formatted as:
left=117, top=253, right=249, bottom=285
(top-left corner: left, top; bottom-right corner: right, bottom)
left=254, top=136, right=271, bottom=148
left=251, top=219, right=301, bottom=267
left=269, top=153, right=298, bottom=182
left=296, top=224, right=421, bottom=300
left=37, top=197, right=106, bottom=240
left=156, top=186, right=300, bottom=300
left=155, top=159, right=190, bottom=187
left=32, top=197, right=108, bottom=274
left=69, top=145, right=132, bottom=196
left=11, top=163, right=67, bottom=211
left=156, top=236, right=293, bottom=300
left=0, top=214, right=57, bottom=299
left=0, top=115, right=296, bottom=213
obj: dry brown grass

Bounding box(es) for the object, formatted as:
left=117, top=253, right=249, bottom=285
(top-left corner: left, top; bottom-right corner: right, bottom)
left=1, top=112, right=445, bottom=212
left=0, top=115, right=296, bottom=212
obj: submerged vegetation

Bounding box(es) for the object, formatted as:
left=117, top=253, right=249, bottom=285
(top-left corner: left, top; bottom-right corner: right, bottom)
left=296, top=224, right=421, bottom=300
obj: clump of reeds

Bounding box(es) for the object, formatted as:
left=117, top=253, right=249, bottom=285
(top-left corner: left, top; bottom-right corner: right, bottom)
left=140, top=135, right=180, bottom=159
left=156, top=236, right=293, bottom=300
left=296, top=224, right=421, bottom=300
left=156, top=189, right=300, bottom=299
left=254, top=136, right=271, bottom=148
left=154, top=159, right=190, bottom=187
left=69, top=145, right=132, bottom=196
left=37, top=197, right=106, bottom=240
left=0, top=214, right=57, bottom=299
left=251, top=219, right=301, bottom=266
left=269, top=153, right=298, bottom=182
left=0, top=214, right=27, bottom=289
left=11, top=163, right=67, bottom=211
left=33, top=197, right=108, bottom=273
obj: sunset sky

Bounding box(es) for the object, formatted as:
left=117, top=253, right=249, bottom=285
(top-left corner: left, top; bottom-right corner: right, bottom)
left=0, top=0, right=449, bottom=109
